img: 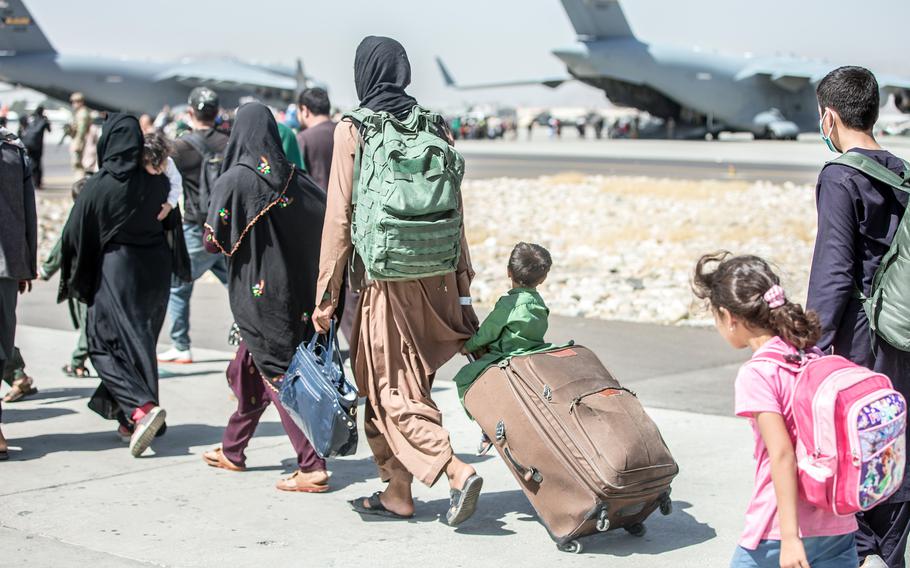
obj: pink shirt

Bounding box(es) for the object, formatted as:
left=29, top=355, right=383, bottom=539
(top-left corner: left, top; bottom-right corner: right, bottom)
left=734, top=337, right=857, bottom=550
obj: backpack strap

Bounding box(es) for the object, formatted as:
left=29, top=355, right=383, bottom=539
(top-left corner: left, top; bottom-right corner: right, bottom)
left=827, top=152, right=910, bottom=195
left=828, top=152, right=910, bottom=339
left=180, top=131, right=204, bottom=156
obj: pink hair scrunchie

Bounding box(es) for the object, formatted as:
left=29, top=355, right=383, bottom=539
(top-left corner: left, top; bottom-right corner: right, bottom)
left=763, top=285, right=786, bottom=309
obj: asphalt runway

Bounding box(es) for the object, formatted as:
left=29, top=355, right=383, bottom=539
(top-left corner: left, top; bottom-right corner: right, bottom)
left=462, top=152, right=819, bottom=183
left=41, top=134, right=901, bottom=191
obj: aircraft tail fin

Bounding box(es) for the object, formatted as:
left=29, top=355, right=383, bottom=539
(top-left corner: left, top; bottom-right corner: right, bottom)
left=435, top=57, right=457, bottom=88
left=560, top=0, right=634, bottom=39
left=295, top=58, right=307, bottom=91
left=0, top=0, right=55, bottom=54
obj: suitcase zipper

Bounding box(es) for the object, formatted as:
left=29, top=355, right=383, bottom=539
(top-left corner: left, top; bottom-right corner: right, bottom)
left=503, top=362, right=615, bottom=495
left=568, top=387, right=638, bottom=414
left=506, top=362, right=674, bottom=496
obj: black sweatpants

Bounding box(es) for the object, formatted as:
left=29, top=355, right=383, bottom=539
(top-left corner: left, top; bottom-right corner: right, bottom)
left=856, top=501, right=910, bottom=567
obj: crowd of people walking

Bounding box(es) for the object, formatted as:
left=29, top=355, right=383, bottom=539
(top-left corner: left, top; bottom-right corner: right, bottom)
left=0, top=36, right=909, bottom=566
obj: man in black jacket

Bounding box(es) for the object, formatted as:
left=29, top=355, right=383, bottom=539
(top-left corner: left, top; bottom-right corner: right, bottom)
left=22, top=106, right=50, bottom=188
left=158, top=87, right=229, bottom=365
left=0, top=126, right=36, bottom=460
left=807, top=66, right=910, bottom=568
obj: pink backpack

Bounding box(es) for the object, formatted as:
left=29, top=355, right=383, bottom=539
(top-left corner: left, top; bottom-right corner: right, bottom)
left=756, top=347, right=907, bottom=515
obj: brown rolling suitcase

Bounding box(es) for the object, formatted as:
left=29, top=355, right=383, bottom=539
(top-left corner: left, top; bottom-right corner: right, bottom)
left=463, top=345, right=679, bottom=553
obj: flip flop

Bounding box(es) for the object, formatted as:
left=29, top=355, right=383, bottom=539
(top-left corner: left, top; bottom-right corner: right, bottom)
left=350, top=491, right=414, bottom=520
left=446, top=474, right=484, bottom=526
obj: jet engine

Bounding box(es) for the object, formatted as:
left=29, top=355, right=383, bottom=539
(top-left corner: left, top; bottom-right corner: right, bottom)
left=895, top=89, right=910, bottom=114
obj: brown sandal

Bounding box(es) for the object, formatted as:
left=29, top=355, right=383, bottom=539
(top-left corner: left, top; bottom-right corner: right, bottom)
left=3, top=376, right=37, bottom=403
left=275, top=470, right=330, bottom=493
left=202, top=447, right=245, bottom=472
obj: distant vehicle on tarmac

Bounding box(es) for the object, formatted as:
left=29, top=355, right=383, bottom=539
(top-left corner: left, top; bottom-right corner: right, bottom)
left=0, top=0, right=321, bottom=114
left=438, top=0, right=910, bottom=139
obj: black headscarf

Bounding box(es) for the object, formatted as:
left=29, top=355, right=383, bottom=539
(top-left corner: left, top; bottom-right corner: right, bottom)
left=206, top=103, right=294, bottom=254
left=59, top=114, right=188, bottom=304
left=205, top=102, right=326, bottom=378
left=354, top=36, right=418, bottom=120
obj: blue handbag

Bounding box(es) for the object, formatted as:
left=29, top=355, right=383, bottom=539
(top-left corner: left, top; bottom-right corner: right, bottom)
left=279, top=320, right=358, bottom=458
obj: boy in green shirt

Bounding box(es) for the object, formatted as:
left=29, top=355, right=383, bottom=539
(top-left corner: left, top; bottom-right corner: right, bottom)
left=454, top=242, right=553, bottom=405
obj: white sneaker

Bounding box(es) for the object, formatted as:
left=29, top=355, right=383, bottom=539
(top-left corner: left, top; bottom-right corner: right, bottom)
left=861, top=556, right=888, bottom=568
left=157, top=346, right=193, bottom=364
left=130, top=406, right=166, bottom=457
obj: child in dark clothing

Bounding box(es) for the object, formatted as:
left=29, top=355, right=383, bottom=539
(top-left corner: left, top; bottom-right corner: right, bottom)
left=40, top=176, right=91, bottom=378
left=806, top=65, right=910, bottom=568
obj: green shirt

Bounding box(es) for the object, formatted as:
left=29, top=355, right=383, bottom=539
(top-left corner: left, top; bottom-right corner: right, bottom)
left=464, top=287, right=549, bottom=356
left=455, top=288, right=551, bottom=406
left=277, top=122, right=304, bottom=171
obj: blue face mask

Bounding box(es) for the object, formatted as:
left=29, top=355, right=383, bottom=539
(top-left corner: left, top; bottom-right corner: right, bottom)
left=819, top=111, right=839, bottom=153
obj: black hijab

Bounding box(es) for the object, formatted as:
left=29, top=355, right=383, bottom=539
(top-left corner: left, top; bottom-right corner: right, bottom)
left=59, top=114, right=187, bottom=304
left=206, top=102, right=294, bottom=254
left=354, top=36, right=418, bottom=120
left=205, top=102, right=326, bottom=378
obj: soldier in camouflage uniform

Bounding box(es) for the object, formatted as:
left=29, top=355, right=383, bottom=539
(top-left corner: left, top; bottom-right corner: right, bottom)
left=68, top=92, right=92, bottom=180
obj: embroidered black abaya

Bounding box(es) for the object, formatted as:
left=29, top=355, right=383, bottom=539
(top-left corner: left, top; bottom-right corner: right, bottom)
left=205, top=102, right=326, bottom=379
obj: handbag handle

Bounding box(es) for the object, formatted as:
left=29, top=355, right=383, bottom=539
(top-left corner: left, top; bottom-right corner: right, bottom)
left=306, top=319, right=340, bottom=368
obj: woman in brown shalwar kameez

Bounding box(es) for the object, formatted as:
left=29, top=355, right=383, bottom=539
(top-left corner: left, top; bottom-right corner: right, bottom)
left=312, top=36, right=483, bottom=525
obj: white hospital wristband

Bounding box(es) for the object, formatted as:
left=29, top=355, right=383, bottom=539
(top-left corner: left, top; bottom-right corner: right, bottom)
left=459, top=297, right=473, bottom=306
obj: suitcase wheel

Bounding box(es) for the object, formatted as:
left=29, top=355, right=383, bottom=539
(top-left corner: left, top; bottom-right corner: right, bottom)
left=596, top=509, right=610, bottom=532
left=660, top=496, right=673, bottom=516
left=557, top=540, right=583, bottom=554
left=625, top=523, right=647, bottom=537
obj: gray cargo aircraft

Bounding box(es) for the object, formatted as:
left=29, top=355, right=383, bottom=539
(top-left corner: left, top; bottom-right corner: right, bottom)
left=438, top=0, right=910, bottom=138
left=0, top=0, right=315, bottom=114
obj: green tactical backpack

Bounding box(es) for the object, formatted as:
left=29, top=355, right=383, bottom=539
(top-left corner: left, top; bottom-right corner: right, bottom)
left=345, top=105, right=465, bottom=281
left=829, top=151, right=910, bottom=351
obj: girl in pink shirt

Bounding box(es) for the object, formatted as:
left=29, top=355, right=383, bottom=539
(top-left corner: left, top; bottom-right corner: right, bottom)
left=693, top=252, right=858, bottom=568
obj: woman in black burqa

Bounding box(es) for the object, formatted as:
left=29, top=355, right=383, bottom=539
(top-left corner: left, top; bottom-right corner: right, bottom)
left=201, top=102, right=331, bottom=492
left=59, top=113, right=189, bottom=458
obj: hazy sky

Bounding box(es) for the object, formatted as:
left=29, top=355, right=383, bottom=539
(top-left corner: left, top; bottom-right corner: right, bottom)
left=24, top=0, right=910, bottom=109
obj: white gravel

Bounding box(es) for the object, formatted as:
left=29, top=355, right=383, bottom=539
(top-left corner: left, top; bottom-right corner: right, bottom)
left=462, top=174, right=817, bottom=326
left=36, top=174, right=819, bottom=327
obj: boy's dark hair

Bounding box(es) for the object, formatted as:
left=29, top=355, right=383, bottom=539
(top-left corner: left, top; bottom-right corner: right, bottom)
left=142, top=131, right=172, bottom=168
left=71, top=174, right=90, bottom=201
left=508, top=242, right=552, bottom=287
left=692, top=252, right=821, bottom=350
left=816, top=66, right=879, bottom=132
left=298, top=87, right=331, bottom=116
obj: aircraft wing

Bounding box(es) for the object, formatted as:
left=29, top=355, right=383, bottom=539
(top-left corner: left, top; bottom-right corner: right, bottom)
left=155, top=60, right=296, bottom=92
left=739, top=62, right=910, bottom=96
left=735, top=64, right=819, bottom=93
left=435, top=57, right=569, bottom=90
left=877, top=74, right=910, bottom=92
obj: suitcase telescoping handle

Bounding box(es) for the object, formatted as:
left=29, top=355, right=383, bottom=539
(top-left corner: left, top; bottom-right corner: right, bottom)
left=495, top=420, right=543, bottom=484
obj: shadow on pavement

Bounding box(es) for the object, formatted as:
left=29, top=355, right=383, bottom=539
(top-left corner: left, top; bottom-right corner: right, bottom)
left=9, top=429, right=131, bottom=460
left=578, top=500, right=715, bottom=556
left=11, top=385, right=96, bottom=404
left=1, top=406, right=76, bottom=423
left=149, top=421, right=292, bottom=458
left=423, top=492, right=714, bottom=555
left=158, top=369, right=226, bottom=379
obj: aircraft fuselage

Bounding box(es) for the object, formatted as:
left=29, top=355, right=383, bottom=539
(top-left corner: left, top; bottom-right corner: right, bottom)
left=0, top=53, right=290, bottom=114
left=554, top=38, right=827, bottom=135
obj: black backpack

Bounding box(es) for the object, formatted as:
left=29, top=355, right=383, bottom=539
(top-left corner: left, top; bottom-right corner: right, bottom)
left=181, top=132, right=224, bottom=216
